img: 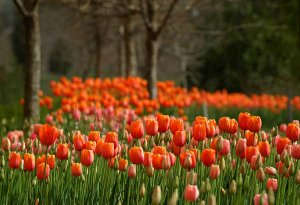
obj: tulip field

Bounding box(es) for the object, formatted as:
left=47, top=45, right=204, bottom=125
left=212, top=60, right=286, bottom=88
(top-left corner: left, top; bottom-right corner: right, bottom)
left=1, top=77, right=300, bottom=205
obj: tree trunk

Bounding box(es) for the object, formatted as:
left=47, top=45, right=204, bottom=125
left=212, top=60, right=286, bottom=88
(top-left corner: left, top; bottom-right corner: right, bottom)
left=181, top=55, right=187, bottom=89
left=119, top=25, right=126, bottom=77
left=94, top=23, right=102, bottom=77
left=124, top=15, right=137, bottom=77
left=23, top=10, right=41, bottom=122
left=146, top=33, right=159, bottom=99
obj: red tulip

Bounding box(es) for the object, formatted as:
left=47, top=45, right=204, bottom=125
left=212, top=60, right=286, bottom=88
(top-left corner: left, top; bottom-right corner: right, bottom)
left=36, top=163, right=50, bottom=180
left=170, top=118, right=184, bottom=135
left=266, top=178, right=277, bottom=191
left=71, top=163, right=82, bottom=176
left=245, top=146, right=259, bottom=163
left=286, top=123, right=300, bottom=142
left=128, top=164, right=136, bottom=178
left=145, top=118, right=158, bottom=136
left=258, top=141, right=270, bottom=158
left=291, top=144, right=300, bottom=159
left=143, top=152, right=153, bottom=167
left=24, top=153, right=35, bottom=171
left=156, top=114, right=170, bottom=133
left=173, top=130, right=186, bottom=147
left=201, top=149, right=215, bottom=167
left=105, top=132, right=118, bottom=148
left=184, top=185, right=199, bottom=202
left=9, top=152, right=21, bottom=169
left=192, top=123, right=206, bottom=141
left=129, top=146, right=144, bottom=165
left=276, top=137, right=291, bottom=154
left=236, top=138, right=246, bottom=159
left=218, top=117, right=230, bottom=132
left=130, top=120, right=144, bottom=139
left=39, top=124, right=59, bottom=146
left=81, top=149, right=94, bottom=167
left=56, top=143, right=69, bottom=160
left=248, top=116, right=262, bottom=133
left=238, top=112, right=251, bottom=131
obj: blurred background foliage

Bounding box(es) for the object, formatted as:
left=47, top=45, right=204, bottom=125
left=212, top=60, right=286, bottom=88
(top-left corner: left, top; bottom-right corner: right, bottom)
left=0, top=0, right=299, bottom=127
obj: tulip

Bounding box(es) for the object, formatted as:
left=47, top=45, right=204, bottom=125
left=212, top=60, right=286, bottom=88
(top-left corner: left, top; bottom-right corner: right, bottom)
left=56, top=143, right=69, bottom=160
left=266, top=178, right=277, bottom=191
left=258, top=141, right=270, bottom=157
left=81, top=149, right=94, bottom=167
left=291, top=144, right=300, bottom=159
left=88, top=131, right=100, bottom=142
left=170, top=118, right=184, bottom=135
left=105, top=132, right=118, bottom=148
left=218, top=117, right=230, bottom=132
left=118, top=158, right=128, bottom=171
left=71, top=163, right=82, bottom=176
left=143, top=152, right=153, bottom=167
left=73, top=133, right=85, bottom=151
left=101, top=142, right=115, bottom=159
left=9, top=152, right=21, bottom=169
left=85, top=141, right=96, bottom=151
left=95, top=139, right=104, bottom=155
left=129, top=146, right=144, bottom=165
left=238, top=112, right=251, bottom=131
left=152, top=154, right=163, bottom=170
left=236, top=138, right=246, bottom=159
left=130, top=120, right=144, bottom=139
left=127, top=164, right=136, bottom=178
left=38, top=124, right=59, bottom=146
left=250, top=154, right=262, bottom=170
left=249, top=116, right=262, bottom=133
left=180, top=151, right=196, bottom=169
left=36, top=163, right=50, bottom=180
left=152, top=186, right=162, bottom=205
left=209, top=164, right=220, bottom=180
left=228, top=119, right=238, bottom=134
left=276, top=137, right=291, bottom=154
left=201, top=149, right=216, bottom=167
left=184, top=185, right=199, bottom=202
left=173, top=130, right=186, bottom=147
left=245, top=131, right=258, bottom=147
left=145, top=118, right=158, bottom=136
left=156, top=114, right=170, bottom=133
left=256, top=167, right=265, bottom=182
left=2, top=137, right=11, bottom=151
left=245, top=146, right=259, bottom=163
left=47, top=155, right=56, bottom=169
left=206, top=120, right=216, bottom=138
left=264, top=166, right=277, bottom=176
left=24, top=153, right=35, bottom=171
left=192, top=123, right=206, bottom=141
left=253, top=193, right=268, bottom=205
left=152, top=146, right=167, bottom=155
left=279, top=123, right=287, bottom=132
left=286, top=123, right=300, bottom=142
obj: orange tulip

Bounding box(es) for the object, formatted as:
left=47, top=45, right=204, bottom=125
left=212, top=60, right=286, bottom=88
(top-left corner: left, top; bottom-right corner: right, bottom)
left=180, top=151, right=196, bottom=169
left=170, top=118, right=184, bottom=135
left=276, top=137, right=291, bottom=154
left=101, top=142, right=115, bottom=159
left=152, top=154, right=163, bottom=170
left=38, top=124, right=59, bottom=146
left=118, top=158, right=128, bottom=171
left=130, top=120, right=144, bottom=139
left=81, top=149, right=94, bottom=166
left=206, top=120, right=216, bottom=138
left=201, top=149, right=215, bottom=167
left=24, top=153, right=35, bottom=171
left=85, top=141, right=96, bottom=151
left=88, top=131, right=100, bottom=142
left=156, top=113, right=170, bottom=133
left=192, top=123, right=206, bottom=141
left=245, top=131, right=258, bottom=147
left=228, top=119, right=238, bottom=134
left=71, top=163, right=82, bottom=176
left=9, top=152, right=21, bottom=169
left=218, top=117, right=230, bottom=132
left=95, top=139, right=104, bottom=155
left=56, top=143, right=69, bottom=160
left=128, top=164, right=136, bottom=178
left=36, top=163, right=50, bottom=180
left=286, top=123, right=300, bottom=142
left=173, top=130, right=186, bottom=147
left=245, top=146, right=259, bottom=163
left=105, top=132, right=118, bottom=148
left=129, top=146, right=144, bottom=165
left=238, top=112, right=251, bottom=131
left=145, top=118, right=158, bottom=136
left=152, top=146, right=167, bottom=155
left=47, top=155, right=56, bottom=169
left=73, top=133, right=85, bottom=151
left=257, top=141, right=270, bottom=157
left=248, top=116, right=262, bottom=133
left=209, top=164, right=220, bottom=179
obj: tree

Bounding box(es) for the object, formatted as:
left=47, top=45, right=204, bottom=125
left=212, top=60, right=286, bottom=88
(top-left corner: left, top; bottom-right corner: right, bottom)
left=139, top=0, right=179, bottom=99
left=13, top=0, right=41, bottom=122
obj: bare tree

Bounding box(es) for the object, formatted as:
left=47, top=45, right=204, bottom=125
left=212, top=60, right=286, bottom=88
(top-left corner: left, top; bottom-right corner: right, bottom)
left=139, top=0, right=179, bottom=99
left=13, top=0, right=41, bottom=122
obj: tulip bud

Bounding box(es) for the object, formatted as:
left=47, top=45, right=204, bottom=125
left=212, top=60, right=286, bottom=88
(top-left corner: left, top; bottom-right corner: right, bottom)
left=237, top=173, right=243, bottom=186
left=168, top=189, right=178, bottom=205
left=240, top=163, right=245, bottom=175
left=152, top=186, right=161, bottom=205
left=229, top=180, right=236, bottom=194
left=244, top=175, right=250, bottom=190
left=208, top=194, right=216, bottom=205
left=275, top=154, right=280, bottom=163
left=146, top=165, right=154, bottom=177
left=200, top=181, right=206, bottom=193
left=140, top=183, right=146, bottom=198
left=216, top=136, right=223, bottom=153
left=205, top=178, right=211, bottom=192
left=184, top=154, right=193, bottom=169
left=289, top=162, right=295, bottom=176
left=256, top=167, right=265, bottom=182
left=2, top=137, right=11, bottom=151
left=32, top=177, right=37, bottom=186
left=128, top=164, right=136, bottom=178
left=0, top=155, right=5, bottom=167
left=220, top=187, right=226, bottom=196
left=200, top=201, right=206, bottom=205
left=220, top=158, right=226, bottom=170
left=295, top=170, right=300, bottom=184
left=280, top=150, right=288, bottom=162
left=268, top=187, right=275, bottom=205
left=81, top=174, right=86, bottom=182
left=186, top=171, right=197, bottom=185
left=264, top=166, right=277, bottom=176
left=209, top=164, right=220, bottom=180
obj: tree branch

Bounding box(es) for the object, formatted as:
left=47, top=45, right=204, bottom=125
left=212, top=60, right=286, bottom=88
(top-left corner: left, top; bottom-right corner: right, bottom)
left=156, top=0, right=179, bottom=35
left=13, top=0, right=29, bottom=16
left=32, top=0, right=41, bottom=9
left=138, top=0, right=151, bottom=30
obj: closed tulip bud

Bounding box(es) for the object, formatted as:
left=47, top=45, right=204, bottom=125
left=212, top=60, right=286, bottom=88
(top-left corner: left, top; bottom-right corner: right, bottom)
left=253, top=192, right=268, bottom=205
left=168, top=189, right=178, bottom=205
left=20, top=159, right=24, bottom=170
left=256, top=167, right=265, bottom=182
left=186, top=171, right=197, bottom=185
left=275, top=154, right=280, bottom=163
left=216, top=137, right=223, bottom=153
left=200, top=181, right=206, bottom=193
left=238, top=173, right=243, bottom=186
left=209, top=164, right=220, bottom=180
left=268, top=187, right=275, bottom=205
left=81, top=174, right=86, bottom=182
left=174, top=176, right=179, bottom=188
left=264, top=166, right=277, bottom=176
left=32, top=177, right=37, bottom=186
left=0, top=155, right=5, bottom=167
left=289, top=162, right=295, bottom=176
left=128, top=164, right=136, bottom=178
left=251, top=155, right=262, bottom=170
left=229, top=180, right=236, bottom=194
left=205, top=178, right=211, bottom=192
left=280, top=149, right=288, bottom=162
left=146, top=165, right=154, bottom=177
left=200, top=201, right=206, bottom=205
left=240, top=163, right=245, bottom=175
left=220, top=187, right=226, bottom=196
left=208, top=194, right=216, bottom=205
left=140, top=183, right=146, bottom=198
left=2, top=137, right=11, bottom=151
left=152, top=186, right=161, bottom=205
left=244, top=175, right=250, bottom=190
left=295, top=170, right=300, bottom=184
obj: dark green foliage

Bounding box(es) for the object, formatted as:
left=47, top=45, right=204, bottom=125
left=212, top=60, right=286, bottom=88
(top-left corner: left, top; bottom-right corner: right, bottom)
left=188, top=0, right=300, bottom=94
